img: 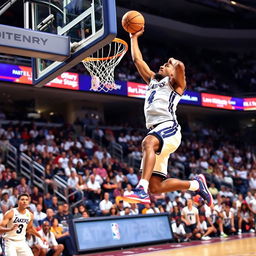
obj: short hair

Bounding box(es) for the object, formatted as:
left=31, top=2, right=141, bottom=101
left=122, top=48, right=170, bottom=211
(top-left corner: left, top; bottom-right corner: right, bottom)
left=18, top=193, right=29, bottom=201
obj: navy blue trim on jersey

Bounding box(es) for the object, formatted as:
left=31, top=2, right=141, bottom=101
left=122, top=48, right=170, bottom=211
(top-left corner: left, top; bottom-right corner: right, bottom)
left=148, top=132, right=164, bottom=154
left=168, top=91, right=178, bottom=125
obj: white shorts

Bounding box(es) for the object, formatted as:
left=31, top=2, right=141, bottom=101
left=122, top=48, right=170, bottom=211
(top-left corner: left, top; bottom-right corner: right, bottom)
left=3, top=239, right=33, bottom=256
left=140, top=121, right=182, bottom=178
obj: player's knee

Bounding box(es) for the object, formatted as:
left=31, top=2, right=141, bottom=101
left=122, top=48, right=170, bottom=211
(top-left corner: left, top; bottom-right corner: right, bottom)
left=141, top=137, right=156, bottom=151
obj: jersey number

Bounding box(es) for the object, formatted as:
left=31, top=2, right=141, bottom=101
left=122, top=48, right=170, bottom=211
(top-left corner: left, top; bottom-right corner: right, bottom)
left=148, top=91, right=156, bottom=104
left=16, top=224, right=24, bottom=234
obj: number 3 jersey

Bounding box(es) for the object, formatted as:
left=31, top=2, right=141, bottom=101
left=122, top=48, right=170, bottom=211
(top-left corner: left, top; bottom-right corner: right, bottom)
left=3, top=208, right=31, bottom=241
left=144, top=76, right=182, bottom=129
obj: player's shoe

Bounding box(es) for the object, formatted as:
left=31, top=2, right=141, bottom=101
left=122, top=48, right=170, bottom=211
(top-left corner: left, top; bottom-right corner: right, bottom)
left=122, top=186, right=151, bottom=204
left=194, top=174, right=213, bottom=207
left=220, top=233, right=228, bottom=238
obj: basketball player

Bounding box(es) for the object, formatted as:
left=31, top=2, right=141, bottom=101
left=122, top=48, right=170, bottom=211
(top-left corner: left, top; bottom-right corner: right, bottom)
left=123, top=28, right=213, bottom=207
left=0, top=193, right=46, bottom=256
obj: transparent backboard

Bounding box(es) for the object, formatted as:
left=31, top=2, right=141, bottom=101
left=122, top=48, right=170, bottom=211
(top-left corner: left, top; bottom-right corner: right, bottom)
left=29, top=0, right=116, bottom=86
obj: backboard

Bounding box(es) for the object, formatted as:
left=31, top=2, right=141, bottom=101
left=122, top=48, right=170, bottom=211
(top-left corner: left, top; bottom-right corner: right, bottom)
left=26, top=0, right=117, bottom=87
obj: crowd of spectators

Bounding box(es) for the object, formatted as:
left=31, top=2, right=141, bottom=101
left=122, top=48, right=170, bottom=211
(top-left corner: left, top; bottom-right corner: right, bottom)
left=0, top=121, right=256, bottom=254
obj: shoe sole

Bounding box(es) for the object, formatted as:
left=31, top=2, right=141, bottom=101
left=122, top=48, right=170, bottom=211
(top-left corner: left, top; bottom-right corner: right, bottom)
left=122, top=195, right=151, bottom=204
left=198, top=174, right=213, bottom=207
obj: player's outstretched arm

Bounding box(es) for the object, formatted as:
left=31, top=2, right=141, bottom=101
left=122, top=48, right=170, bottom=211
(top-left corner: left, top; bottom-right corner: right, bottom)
left=130, top=28, right=155, bottom=84
left=0, top=210, right=16, bottom=234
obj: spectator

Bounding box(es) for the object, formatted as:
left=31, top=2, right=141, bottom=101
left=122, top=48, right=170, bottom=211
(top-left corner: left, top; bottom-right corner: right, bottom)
left=51, top=218, right=75, bottom=256
left=220, top=203, right=236, bottom=236
left=87, top=175, right=101, bottom=201
left=126, top=167, right=138, bottom=187
left=181, top=199, right=201, bottom=240
left=39, top=221, right=64, bottom=256
left=99, top=192, right=113, bottom=216
left=0, top=192, right=13, bottom=210
left=16, top=177, right=31, bottom=194
left=34, top=204, right=47, bottom=227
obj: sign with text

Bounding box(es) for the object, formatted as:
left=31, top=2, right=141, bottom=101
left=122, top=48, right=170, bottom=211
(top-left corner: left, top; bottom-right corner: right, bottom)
left=243, top=98, right=256, bottom=111
left=201, top=93, right=243, bottom=110
left=0, top=63, right=78, bottom=90
left=180, top=90, right=201, bottom=105
left=127, top=82, right=148, bottom=98
left=0, top=24, right=69, bottom=61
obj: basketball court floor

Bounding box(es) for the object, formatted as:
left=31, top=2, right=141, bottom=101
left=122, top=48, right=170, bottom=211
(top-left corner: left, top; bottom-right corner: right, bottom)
left=83, top=233, right=256, bottom=256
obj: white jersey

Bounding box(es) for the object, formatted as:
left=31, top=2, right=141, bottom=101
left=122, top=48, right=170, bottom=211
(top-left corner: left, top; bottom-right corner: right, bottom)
left=223, top=211, right=233, bottom=227
left=3, top=208, right=31, bottom=241
left=181, top=206, right=199, bottom=225
left=144, top=77, right=181, bottom=129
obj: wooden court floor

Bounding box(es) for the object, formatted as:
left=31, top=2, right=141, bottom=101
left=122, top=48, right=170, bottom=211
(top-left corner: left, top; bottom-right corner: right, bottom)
left=135, top=236, right=256, bottom=256
left=84, top=234, right=256, bottom=256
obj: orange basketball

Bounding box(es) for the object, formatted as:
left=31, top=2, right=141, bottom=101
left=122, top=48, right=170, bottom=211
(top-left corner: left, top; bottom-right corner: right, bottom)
left=122, top=10, right=145, bottom=34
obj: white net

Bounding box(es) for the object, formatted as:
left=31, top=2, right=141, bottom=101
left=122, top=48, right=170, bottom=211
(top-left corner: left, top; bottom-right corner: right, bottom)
left=82, top=38, right=128, bottom=92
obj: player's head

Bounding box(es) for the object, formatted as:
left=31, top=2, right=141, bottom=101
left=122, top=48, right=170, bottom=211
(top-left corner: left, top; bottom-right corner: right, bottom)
left=156, top=58, right=177, bottom=80
left=17, top=193, right=30, bottom=208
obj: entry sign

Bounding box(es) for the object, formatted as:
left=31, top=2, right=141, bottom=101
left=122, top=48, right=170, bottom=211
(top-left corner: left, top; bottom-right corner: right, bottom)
left=0, top=24, right=70, bottom=61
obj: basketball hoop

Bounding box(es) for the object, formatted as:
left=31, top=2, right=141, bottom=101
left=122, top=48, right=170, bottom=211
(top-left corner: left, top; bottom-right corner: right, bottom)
left=82, top=38, right=128, bottom=92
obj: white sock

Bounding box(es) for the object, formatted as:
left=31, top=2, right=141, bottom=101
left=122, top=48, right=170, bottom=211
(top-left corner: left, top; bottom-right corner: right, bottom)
left=138, top=179, right=149, bottom=192
left=188, top=180, right=199, bottom=191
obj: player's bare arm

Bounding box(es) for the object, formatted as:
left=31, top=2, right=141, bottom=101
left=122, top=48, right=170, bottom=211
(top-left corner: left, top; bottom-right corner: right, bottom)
left=168, top=58, right=186, bottom=95
left=130, top=28, right=155, bottom=84
left=0, top=210, right=17, bottom=234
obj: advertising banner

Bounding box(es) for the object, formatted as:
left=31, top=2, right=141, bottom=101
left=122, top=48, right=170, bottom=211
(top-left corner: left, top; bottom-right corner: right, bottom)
left=201, top=93, right=243, bottom=110
left=79, top=74, right=127, bottom=96
left=243, top=98, right=256, bottom=111
left=0, top=63, right=78, bottom=90
left=180, top=90, right=201, bottom=105
left=127, top=82, right=148, bottom=98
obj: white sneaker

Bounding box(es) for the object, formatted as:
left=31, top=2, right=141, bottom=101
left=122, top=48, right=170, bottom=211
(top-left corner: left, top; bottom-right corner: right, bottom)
left=201, top=236, right=211, bottom=240
left=249, top=229, right=255, bottom=233
left=238, top=230, right=242, bottom=235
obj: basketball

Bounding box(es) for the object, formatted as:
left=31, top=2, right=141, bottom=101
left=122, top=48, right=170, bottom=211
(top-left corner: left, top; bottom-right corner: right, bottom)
left=122, top=10, right=145, bottom=34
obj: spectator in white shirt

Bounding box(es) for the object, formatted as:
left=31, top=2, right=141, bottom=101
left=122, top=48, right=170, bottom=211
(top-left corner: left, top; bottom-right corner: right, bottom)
left=99, top=192, right=113, bottom=215
left=38, top=221, right=64, bottom=256
left=87, top=175, right=101, bottom=201
left=34, top=204, right=47, bottom=227
left=58, top=152, right=69, bottom=169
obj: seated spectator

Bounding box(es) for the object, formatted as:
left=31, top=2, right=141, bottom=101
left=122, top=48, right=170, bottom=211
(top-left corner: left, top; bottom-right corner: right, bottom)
left=99, top=192, right=113, bottom=216
left=0, top=192, right=14, bottom=210
left=126, top=167, right=138, bottom=187
left=26, top=233, right=45, bottom=256
left=7, top=171, right=20, bottom=189
left=237, top=202, right=254, bottom=234
left=181, top=199, right=201, bottom=240
left=31, top=186, right=43, bottom=206
left=51, top=218, right=75, bottom=256
left=199, top=215, right=216, bottom=240
left=110, top=205, right=119, bottom=216
left=209, top=183, right=219, bottom=198
left=171, top=217, right=186, bottom=243
left=220, top=203, right=236, bottom=235
left=39, top=221, right=64, bottom=256
left=16, top=177, right=31, bottom=194
left=34, top=204, right=47, bottom=227
left=43, top=208, right=55, bottom=225
left=102, top=176, right=117, bottom=199
left=86, top=175, right=101, bottom=201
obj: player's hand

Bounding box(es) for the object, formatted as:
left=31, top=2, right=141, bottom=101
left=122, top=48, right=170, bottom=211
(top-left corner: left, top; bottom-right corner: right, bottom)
left=130, top=27, right=144, bottom=38
left=170, top=57, right=186, bottom=89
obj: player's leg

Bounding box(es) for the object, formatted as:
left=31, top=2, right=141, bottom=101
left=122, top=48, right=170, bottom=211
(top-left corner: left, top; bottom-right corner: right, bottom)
left=2, top=239, right=18, bottom=256
left=16, top=241, right=33, bottom=256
